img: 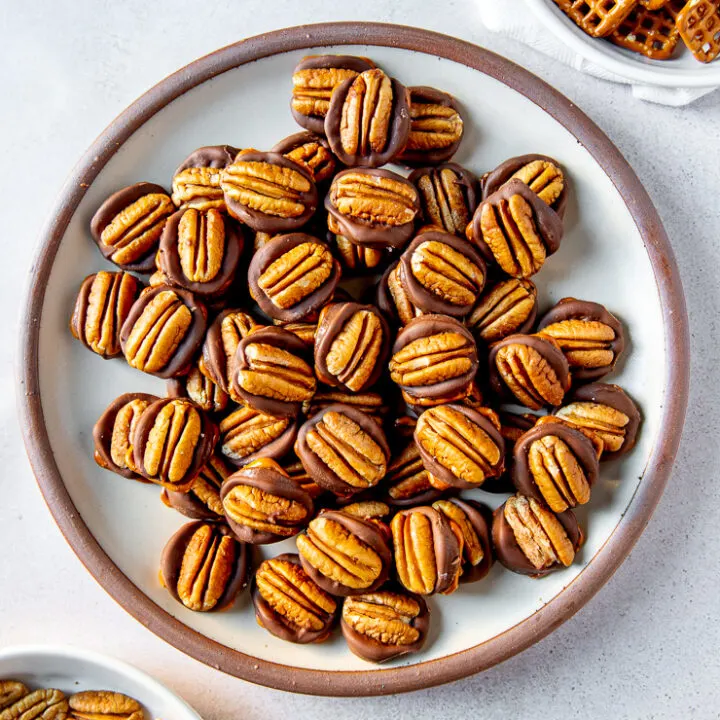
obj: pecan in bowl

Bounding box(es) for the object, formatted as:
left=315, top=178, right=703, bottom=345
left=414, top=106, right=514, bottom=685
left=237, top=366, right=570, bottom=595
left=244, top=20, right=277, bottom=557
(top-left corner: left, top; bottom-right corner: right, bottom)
left=67, top=691, right=143, bottom=720
left=375, top=260, right=425, bottom=327
left=0, top=689, right=68, bottom=720
left=166, top=358, right=229, bottom=414
left=171, top=144, right=238, bottom=212
left=271, top=131, right=337, bottom=185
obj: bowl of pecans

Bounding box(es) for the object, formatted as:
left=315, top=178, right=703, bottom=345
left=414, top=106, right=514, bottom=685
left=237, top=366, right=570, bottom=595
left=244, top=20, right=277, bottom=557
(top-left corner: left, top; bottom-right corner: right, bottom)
left=18, top=23, right=688, bottom=695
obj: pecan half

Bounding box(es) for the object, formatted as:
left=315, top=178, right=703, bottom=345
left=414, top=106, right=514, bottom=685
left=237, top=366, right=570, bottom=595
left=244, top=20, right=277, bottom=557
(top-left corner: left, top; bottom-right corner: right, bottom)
left=330, top=230, right=386, bottom=273
left=171, top=144, right=237, bottom=211
left=489, top=333, right=570, bottom=410
left=68, top=692, right=142, bottom=720
left=221, top=459, right=314, bottom=544
left=326, top=168, right=420, bottom=249
left=415, top=404, right=504, bottom=489
left=290, top=55, right=375, bottom=133
left=493, top=494, right=581, bottom=576
left=325, top=68, right=411, bottom=167
left=167, top=358, right=229, bottom=413
left=90, top=183, right=174, bottom=272
left=384, top=440, right=439, bottom=507
left=389, top=315, right=478, bottom=407
left=398, top=86, right=464, bottom=166
left=232, top=326, right=317, bottom=417
left=341, top=590, right=430, bottom=662
left=253, top=553, right=337, bottom=644
left=554, top=382, right=641, bottom=460
left=132, top=398, right=217, bottom=491
left=296, top=510, right=391, bottom=596
left=469, top=179, right=563, bottom=278
left=120, top=285, right=207, bottom=378
left=0, top=683, right=28, bottom=713
left=160, top=521, right=249, bottom=611
left=271, top=131, right=336, bottom=184
left=280, top=321, right=318, bottom=346
left=303, top=389, right=386, bottom=423
left=401, top=231, right=486, bottom=316
left=249, top=234, right=340, bottom=322
left=467, top=278, right=538, bottom=344
left=513, top=420, right=599, bottom=513
left=297, top=404, right=390, bottom=496
left=221, top=150, right=318, bottom=233
left=314, top=302, right=390, bottom=393
left=70, top=271, right=141, bottom=358
left=376, top=261, right=424, bottom=326
left=409, top=163, right=478, bottom=237
left=391, top=506, right=462, bottom=595
left=536, top=298, right=625, bottom=382
left=0, top=690, right=68, bottom=720
left=161, top=453, right=230, bottom=520
left=218, top=404, right=297, bottom=467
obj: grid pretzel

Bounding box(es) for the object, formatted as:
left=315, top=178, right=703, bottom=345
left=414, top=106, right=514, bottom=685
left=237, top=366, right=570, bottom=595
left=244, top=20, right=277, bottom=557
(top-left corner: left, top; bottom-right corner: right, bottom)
left=553, top=0, right=639, bottom=37
left=677, top=0, right=720, bottom=62
left=610, top=0, right=685, bottom=58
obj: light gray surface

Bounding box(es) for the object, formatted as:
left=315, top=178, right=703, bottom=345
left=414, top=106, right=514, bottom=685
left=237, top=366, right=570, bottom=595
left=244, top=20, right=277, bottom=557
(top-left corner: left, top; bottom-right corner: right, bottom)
left=0, top=1, right=717, bottom=718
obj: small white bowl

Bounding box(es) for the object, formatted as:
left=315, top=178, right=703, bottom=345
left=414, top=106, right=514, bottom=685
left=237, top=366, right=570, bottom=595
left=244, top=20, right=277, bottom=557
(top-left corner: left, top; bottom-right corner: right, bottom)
left=526, top=0, right=720, bottom=88
left=0, top=646, right=202, bottom=720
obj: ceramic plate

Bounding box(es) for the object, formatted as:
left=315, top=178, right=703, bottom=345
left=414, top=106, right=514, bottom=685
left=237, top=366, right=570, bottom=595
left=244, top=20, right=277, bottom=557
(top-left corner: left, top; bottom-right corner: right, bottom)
left=18, top=23, right=689, bottom=696
left=0, top=645, right=201, bottom=720
left=527, top=0, right=720, bottom=87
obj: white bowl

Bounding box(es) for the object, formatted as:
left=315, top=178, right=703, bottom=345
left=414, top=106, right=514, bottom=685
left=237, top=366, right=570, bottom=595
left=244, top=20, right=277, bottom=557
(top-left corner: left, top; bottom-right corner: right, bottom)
left=526, top=0, right=720, bottom=87
left=0, top=646, right=202, bottom=720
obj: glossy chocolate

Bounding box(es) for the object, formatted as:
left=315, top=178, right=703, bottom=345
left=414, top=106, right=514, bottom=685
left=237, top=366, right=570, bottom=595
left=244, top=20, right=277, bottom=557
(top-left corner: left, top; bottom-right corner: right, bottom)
left=174, top=144, right=239, bottom=174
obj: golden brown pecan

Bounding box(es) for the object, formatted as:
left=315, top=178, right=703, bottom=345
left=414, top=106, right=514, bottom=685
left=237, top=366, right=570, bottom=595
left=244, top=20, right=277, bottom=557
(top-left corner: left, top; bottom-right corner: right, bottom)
left=555, top=401, right=628, bottom=454
left=162, top=522, right=247, bottom=612
left=331, top=231, right=385, bottom=272
left=467, top=279, right=537, bottom=344
left=433, top=499, right=484, bottom=568
left=384, top=441, right=436, bottom=506
left=296, top=511, right=390, bottom=594
left=70, top=271, right=140, bottom=358
left=391, top=507, right=462, bottom=595
left=539, top=319, right=615, bottom=367
left=168, top=359, right=229, bottom=413
left=0, top=690, right=68, bottom=720
left=161, top=453, right=229, bottom=519
left=0, top=683, right=28, bottom=713
left=109, top=397, right=153, bottom=474
left=218, top=405, right=294, bottom=466
left=303, top=389, right=386, bottom=422
left=342, top=500, right=390, bottom=520
left=175, top=208, right=226, bottom=283
left=387, top=263, right=423, bottom=324
left=504, top=494, right=575, bottom=570
left=415, top=405, right=504, bottom=489
left=68, top=692, right=142, bottom=720
left=273, top=132, right=337, bottom=184
left=257, top=241, right=334, bottom=309
left=254, top=554, right=337, bottom=643
left=342, top=590, right=429, bottom=662
left=490, top=334, right=570, bottom=410
left=510, top=159, right=564, bottom=206
left=120, top=286, right=206, bottom=378
left=280, top=321, right=317, bottom=346
left=172, top=167, right=225, bottom=211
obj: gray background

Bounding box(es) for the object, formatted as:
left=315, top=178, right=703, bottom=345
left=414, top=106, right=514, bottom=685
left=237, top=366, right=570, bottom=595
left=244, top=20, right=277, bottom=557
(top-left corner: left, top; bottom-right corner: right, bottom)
left=1, top=1, right=717, bottom=718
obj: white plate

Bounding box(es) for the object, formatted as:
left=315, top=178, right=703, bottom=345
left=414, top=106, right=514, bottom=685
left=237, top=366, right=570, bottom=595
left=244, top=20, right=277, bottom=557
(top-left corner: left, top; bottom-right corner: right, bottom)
left=18, top=24, right=688, bottom=695
left=526, top=0, right=720, bottom=87
left=0, top=645, right=201, bottom=720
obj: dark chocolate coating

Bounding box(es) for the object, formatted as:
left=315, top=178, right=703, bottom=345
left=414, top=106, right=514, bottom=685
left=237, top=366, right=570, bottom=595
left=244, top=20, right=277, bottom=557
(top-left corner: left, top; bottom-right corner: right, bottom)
left=470, top=179, right=564, bottom=266
left=325, top=73, right=410, bottom=167
left=399, top=86, right=465, bottom=166
left=223, top=150, right=318, bottom=234
left=119, top=284, right=208, bottom=379
left=90, top=182, right=171, bottom=272
left=414, top=404, right=505, bottom=490
left=481, top=153, right=569, bottom=219
left=290, top=55, right=376, bottom=133
left=314, top=302, right=390, bottom=392
left=299, top=510, right=392, bottom=597
left=296, top=404, right=391, bottom=497
left=252, top=553, right=337, bottom=644
left=408, top=162, right=478, bottom=237
left=270, top=131, right=337, bottom=184
left=492, top=501, right=581, bottom=577
left=231, top=325, right=314, bottom=418
left=131, top=397, right=218, bottom=489
left=70, top=271, right=142, bottom=358
left=157, top=208, right=244, bottom=298
left=220, top=465, right=314, bottom=544
left=174, top=144, right=238, bottom=175
left=536, top=298, right=625, bottom=382
left=160, top=520, right=249, bottom=610
left=392, top=314, right=478, bottom=403
left=512, top=421, right=599, bottom=506
left=248, top=233, right=341, bottom=322
left=393, top=506, right=461, bottom=594
left=400, top=231, right=486, bottom=317
left=341, top=587, right=429, bottom=662
left=92, top=392, right=159, bottom=480
left=442, top=498, right=494, bottom=583
left=325, top=168, right=420, bottom=250
left=563, top=382, right=641, bottom=460
left=488, top=333, right=570, bottom=407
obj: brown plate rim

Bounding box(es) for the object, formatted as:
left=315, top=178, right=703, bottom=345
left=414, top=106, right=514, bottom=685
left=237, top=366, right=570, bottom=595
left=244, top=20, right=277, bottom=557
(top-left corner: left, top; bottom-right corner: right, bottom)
left=16, top=22, right=689, bottom=696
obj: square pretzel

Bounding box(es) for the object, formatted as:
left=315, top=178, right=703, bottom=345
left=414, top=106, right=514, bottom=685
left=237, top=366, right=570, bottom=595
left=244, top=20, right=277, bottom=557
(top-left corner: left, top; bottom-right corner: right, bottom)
left=677, top=0, right=720, bottom=62
left=553, top=0, right=639, bottom=37
left=610, top=0, right=685, bottom=58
